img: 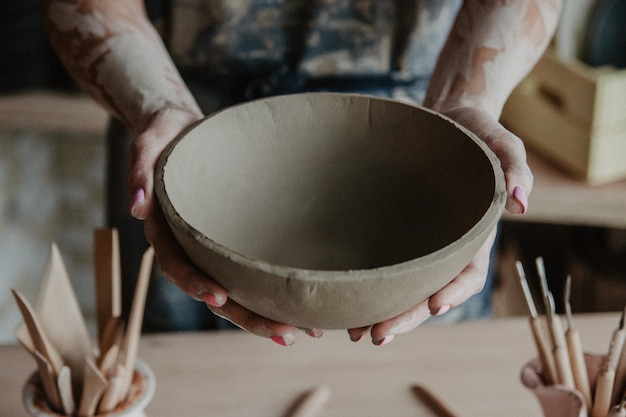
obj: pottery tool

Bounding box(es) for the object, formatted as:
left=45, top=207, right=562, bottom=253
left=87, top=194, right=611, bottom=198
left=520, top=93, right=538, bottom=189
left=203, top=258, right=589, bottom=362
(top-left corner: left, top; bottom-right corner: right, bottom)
left=612, top=307, right=626, bottom=405
left=412, top=385, right=458, bottom=417
left=117, top=246, right=155, bottom=402
left=535, top=257, right=575, bottom=389
left=564, top=275, right=592, bottom=408
left=12, top=290, right=64, bottom=375
left=607, top=398, right=626, bottom=417
left=94, top=228, right=122, bottom=357
left=286, top=385, right=331, bottom=417
left=593, top=313, right=626, bottom=417
left=33, top=350, right=62, bottom=412
left=97, top=365, right=127, bottom=414
left=34, top=244, right=93, bottom=390
left=516, top=261, right=557, bottom=385
left=56, top=366, right=76, bottom=416
left=78, top=359, right=108, bottom=417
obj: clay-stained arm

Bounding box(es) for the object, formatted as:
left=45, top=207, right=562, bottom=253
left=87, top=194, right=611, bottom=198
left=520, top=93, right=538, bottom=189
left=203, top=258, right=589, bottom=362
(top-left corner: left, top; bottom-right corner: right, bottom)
left=424, top=0, right=561, bottom=119
left=350, top=1, right=563, bottom=346
left=43, top=0, right=305, bottom=347
left=43, top=0, right=202, bottom=134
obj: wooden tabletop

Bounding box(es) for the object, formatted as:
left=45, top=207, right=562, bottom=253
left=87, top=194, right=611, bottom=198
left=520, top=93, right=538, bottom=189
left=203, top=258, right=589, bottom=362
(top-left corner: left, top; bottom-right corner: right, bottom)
left=504, top=151, right=626, bottom=229
left=0, top=313, right=620, bottom=417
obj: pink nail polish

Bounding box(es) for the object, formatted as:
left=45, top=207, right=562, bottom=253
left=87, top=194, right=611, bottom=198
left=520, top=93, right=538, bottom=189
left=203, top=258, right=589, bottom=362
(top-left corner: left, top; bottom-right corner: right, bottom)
left=512, top=186, right=528, bottom=214
left=270, top=336, right=290, bottom=346
left=202, top=292, right=223, bottom=307
left=430, top=305, right=451, bottom=316
left=130, top=188, right=145, bottom=219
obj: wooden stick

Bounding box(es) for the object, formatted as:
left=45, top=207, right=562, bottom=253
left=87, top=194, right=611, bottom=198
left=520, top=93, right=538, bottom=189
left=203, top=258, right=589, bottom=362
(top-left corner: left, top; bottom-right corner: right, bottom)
left=412, top=385, right=458, bottom=417
left=611, top=308, right=626, bottom=405
left=78, top=359, right=108, bottom=417
left=516, top=261, right=558, bottom=385
left=286, top=385, right=331, bottom=417
left=118, top=247, right=155, bottom=400
left=12, top=290, right=64, bottom=375
left=94, top=228, right=122, bottom=356
left=33, top=350, right=62, bottom=412
left=546, top=293, right=575, bottom=390
left=535, top=257, right=575, bottom=389
left=564, top=275, right=592, bottom=408
left=57, top=366, right=76, bottom=416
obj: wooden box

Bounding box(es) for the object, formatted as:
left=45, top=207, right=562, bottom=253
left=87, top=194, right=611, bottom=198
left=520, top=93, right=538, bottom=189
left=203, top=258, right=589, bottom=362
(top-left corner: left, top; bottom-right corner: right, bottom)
left=501, top=50, right=626, bottom=185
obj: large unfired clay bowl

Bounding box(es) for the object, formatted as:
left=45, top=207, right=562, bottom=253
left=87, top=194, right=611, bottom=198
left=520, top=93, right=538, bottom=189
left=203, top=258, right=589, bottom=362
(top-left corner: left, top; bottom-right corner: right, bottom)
left=155, top=93, right=506, bottom=329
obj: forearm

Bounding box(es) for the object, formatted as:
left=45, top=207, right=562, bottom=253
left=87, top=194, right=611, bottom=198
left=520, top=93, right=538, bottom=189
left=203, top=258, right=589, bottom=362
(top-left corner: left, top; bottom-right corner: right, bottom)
left=43, top=0, right=201, bottom=134
left=424, top=0, right=561, bottom=118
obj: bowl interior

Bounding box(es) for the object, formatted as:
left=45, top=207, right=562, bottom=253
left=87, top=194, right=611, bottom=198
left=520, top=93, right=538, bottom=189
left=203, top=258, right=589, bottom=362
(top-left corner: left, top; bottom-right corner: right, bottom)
left=159, top=93, right=500, bottom=272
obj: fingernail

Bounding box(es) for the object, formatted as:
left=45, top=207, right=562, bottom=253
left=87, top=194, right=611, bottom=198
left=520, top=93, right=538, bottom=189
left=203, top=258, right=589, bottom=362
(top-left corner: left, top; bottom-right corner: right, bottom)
left=430, top=305, right=451, bottom=317
left=202, top=292, right=225, bottom=307
left=270, top=335, right=294, bottom=346
left=303, top=328, right=324, bottom=338
left=350, top=332, right=366, bottom=342
left=512, top=186, right=528, bottom=214
left=372, top=335, right=395, bottom=346
left=130, top=188, right=145, bottom=219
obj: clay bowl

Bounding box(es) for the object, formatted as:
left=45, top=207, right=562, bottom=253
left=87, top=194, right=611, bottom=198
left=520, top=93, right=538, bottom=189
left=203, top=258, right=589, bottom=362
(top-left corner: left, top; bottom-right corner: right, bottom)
left=155, top=93, right=506, bottom=329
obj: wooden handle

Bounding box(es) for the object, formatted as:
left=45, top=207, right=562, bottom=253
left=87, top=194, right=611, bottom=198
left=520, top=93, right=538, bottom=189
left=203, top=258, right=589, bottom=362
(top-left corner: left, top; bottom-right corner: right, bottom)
left=530, top=317, right=558, bottom=385
left=593, top=368, right=616, bottom=417
left=288, top=386, right=331, bottom=417
left=566, top=329, right=592, bottom=408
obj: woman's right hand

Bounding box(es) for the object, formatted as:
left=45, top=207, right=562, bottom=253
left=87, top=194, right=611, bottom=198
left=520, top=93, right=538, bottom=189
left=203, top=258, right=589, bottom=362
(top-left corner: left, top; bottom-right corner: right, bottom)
left=129, top=107, right=320, bottom=346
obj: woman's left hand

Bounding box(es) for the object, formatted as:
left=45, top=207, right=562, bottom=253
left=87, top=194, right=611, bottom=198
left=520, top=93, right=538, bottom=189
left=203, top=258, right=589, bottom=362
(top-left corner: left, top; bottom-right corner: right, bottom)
left=347, top=108, right=532, bottom=345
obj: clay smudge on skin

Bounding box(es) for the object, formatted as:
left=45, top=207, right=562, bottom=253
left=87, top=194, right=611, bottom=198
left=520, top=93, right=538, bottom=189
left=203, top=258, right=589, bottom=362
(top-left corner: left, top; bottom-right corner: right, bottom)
left=424, top=0, right=561, bottom=117
left=45, top=0, right=201, bottom=132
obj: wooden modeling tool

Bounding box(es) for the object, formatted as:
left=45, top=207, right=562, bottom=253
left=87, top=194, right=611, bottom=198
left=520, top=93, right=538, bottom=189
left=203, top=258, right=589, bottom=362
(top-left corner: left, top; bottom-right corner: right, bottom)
left=78, top=359, right=108, bottom=417
left=57, top=366, right=76, bottom=416
left=613, top=306, right=626, bottom=406
left=94, top=228, right=122, bottom=357
left=35, top=244, right=92, bottom=391
left=535, top=257, right=575, bottom=389
left=412, top=385, right=458, bottom=417
left=12, top=290, right=64, bottom=375
left=564, top=275, right=592, bottom=408
left=286, top=385, right=331, bottom=417
left=33, top=350, right=62, bottom=412
left=516, top=261, right=557, bottom=385
left=608, top=399, right=626, bottom=417
left=117, top=246, right=155, bottom=403
left=593, top=312, right=626, bottom=417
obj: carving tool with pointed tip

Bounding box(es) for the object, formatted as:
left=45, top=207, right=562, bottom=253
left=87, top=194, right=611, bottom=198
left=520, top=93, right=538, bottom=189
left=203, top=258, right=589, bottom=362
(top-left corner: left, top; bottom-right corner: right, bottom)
left=545, top=292, right=575, bottom=389
left=516, top=261, right=557, bottom=385
left=593, top=312, right=625, bottom=417
left=564, top=275, right=592, bottom=408
left=94, top=228, right=122, bottom=357
left=535, top=257, right=575, bottom=389
left=612, top=306, right=626, bottom=406
left=12, top=290, right=64, bottom=375
left=117, top=246, right=155, bottom=403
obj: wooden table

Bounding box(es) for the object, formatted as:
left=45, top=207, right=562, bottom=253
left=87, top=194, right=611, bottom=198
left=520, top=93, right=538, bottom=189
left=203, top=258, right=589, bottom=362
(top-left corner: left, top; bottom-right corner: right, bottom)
left=0, top=313, right=619, bottom=417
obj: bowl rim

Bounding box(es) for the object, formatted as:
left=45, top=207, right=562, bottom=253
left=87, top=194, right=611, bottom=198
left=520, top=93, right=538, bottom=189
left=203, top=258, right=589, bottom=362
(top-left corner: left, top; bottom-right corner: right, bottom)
left=155, top=92, right=506, bottom=282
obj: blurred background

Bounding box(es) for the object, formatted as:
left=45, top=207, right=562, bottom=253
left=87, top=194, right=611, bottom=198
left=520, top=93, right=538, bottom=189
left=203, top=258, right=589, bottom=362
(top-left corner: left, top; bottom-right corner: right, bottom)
left=1, top=0, right=625, bottom=343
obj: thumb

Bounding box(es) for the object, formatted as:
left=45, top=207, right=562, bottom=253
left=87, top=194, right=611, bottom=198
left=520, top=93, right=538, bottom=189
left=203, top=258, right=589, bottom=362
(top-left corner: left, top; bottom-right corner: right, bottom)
left=128, top=108, right=203, bottom=220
